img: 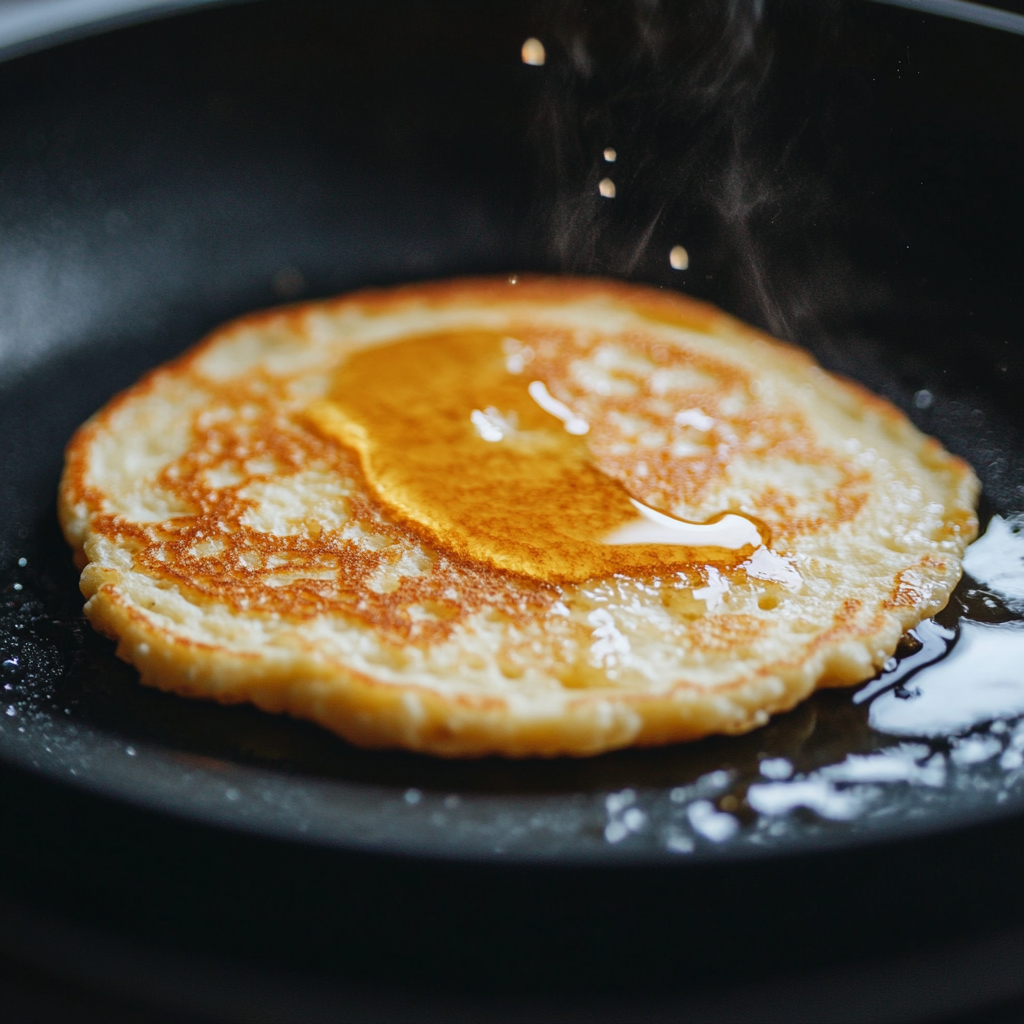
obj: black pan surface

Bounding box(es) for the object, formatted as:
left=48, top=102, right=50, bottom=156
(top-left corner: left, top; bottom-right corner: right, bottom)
left=5, top=0, right=1024, bottom=1006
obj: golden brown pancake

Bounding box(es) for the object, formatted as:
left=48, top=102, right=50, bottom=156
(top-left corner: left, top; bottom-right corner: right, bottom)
left=59, top=277, right=979, bottom=757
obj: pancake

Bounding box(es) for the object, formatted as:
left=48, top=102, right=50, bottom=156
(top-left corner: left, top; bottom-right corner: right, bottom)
left=58, top=277, right=979, bottom=757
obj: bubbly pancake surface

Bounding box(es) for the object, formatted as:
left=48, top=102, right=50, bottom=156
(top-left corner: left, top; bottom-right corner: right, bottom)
left=59, top=277, right=979, bottom=757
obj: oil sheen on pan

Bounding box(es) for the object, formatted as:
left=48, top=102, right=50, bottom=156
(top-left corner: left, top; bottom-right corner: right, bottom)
left=57, top=277, right=979, bottom=757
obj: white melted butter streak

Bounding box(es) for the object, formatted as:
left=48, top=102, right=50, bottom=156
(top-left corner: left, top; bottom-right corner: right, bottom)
left=605, top=499, right=763, bottom=550
left=963, top=513, right=1024, bottom=610
left=869, top=620, right=1024, bottom=738
left=867, top=514, right=1024, bottom=738
left=527, top=380, right=589, bottom=435
left=470, top=406, right=522, bottom=443
left=741, top=545, right=802, bottom=590
left=693, top=567, right=729, bottom=611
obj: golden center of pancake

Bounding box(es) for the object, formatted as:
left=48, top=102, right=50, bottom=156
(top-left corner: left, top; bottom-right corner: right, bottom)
left=306, top=331, right=763, bottom=583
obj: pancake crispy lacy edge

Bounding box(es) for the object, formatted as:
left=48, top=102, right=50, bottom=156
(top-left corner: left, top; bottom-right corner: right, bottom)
left=58, top=276, right=980, bottom=758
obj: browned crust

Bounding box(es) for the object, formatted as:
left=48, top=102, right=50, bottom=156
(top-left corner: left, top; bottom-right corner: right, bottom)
left=58, top=275, right=980, bottom=757
left=81, top=578, right=920, bottom=758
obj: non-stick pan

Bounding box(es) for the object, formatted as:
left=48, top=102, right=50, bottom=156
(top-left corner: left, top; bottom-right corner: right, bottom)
left=3, top=1, right=1024, bottom=1019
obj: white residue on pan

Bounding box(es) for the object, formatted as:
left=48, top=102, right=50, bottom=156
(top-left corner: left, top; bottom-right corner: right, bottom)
left=747, top=779, right=863, bottom=821
left=686, top=801, right=739, bottom=842
left=604, top=788, right=647, bottom=843
left=745, top=746, right=943, bottom=822
left=639, top=718, right=1024, bottom=852
left=758, top=757, right=793, bottom=780
left=820, top=745, right=946, bottom=786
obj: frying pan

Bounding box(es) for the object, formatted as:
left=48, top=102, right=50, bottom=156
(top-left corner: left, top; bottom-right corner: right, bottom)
left=3, top=0, right=1024, bottom=1018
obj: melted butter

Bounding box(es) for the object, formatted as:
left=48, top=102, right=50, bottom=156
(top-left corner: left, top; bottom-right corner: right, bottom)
left=868, top=620, right=1024, bottom=738
left=306, top=331, right=763, bottom=583
left=861, top=514, right=1024, bottom=738
left=962, top=514, right=1024, bottom=610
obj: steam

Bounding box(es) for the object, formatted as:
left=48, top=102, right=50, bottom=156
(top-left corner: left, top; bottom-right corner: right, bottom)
left=527, top=0, right=852, bottom=342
